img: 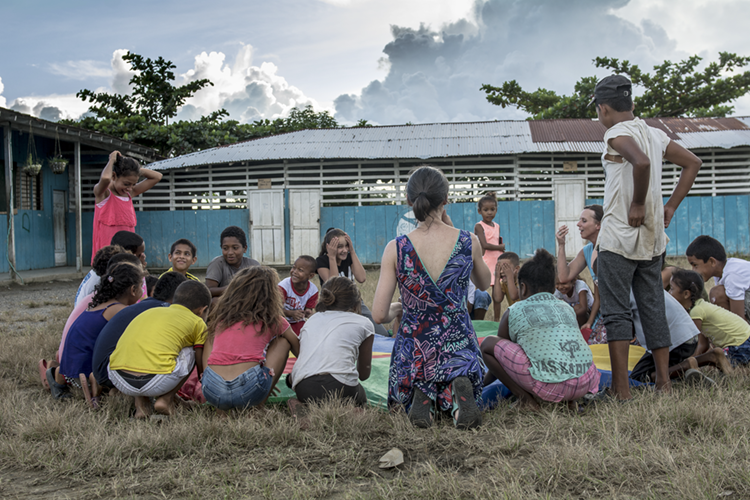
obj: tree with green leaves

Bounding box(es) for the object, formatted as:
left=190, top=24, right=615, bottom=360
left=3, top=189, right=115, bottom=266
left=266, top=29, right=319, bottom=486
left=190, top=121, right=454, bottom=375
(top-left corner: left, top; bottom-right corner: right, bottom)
left=65, top=51, right=341, bottom=157
left=481, top=52, right=750, bottom=119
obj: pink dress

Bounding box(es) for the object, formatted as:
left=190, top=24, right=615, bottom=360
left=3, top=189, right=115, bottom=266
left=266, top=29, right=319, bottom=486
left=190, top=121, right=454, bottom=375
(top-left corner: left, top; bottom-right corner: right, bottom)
left=479, top=221, right=502, bottom=286
left=91, top=191, right=137, bottom=265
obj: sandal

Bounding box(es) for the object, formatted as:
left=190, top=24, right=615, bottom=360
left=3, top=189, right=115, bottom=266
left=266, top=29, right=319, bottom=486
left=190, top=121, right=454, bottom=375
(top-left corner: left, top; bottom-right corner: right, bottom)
left=408, top=388, right=433, bottom=428
left=685, top=368, right=716, bottom=388
left=451, top=377, right=482, bottom=430
left=46, top=367, right=72, bottom=400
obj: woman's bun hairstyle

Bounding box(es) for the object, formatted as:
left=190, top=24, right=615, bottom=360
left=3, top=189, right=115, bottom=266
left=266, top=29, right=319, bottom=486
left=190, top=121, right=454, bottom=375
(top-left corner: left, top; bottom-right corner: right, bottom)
left=315, top=276, right=361, bottom=314
left=406, top=166, right=449, bottom=222
left=518, top=248, right=556, bottom=295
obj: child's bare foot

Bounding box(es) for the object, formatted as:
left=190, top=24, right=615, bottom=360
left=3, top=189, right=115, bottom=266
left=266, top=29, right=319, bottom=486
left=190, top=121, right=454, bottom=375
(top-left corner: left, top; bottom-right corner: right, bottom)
left=134, top=396, right=151, bottom=419
left=710, top=348, right=734, bottom=374
left=655, top=379, right=672, bottom=394
left=153, top=396, right=175, bottom=416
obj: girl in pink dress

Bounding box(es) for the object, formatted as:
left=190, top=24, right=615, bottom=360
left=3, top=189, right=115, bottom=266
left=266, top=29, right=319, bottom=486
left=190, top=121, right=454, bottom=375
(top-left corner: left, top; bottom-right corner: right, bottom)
left=92, top=151, right=162, bottom=264
left=474, top=193, right=505, bottom=320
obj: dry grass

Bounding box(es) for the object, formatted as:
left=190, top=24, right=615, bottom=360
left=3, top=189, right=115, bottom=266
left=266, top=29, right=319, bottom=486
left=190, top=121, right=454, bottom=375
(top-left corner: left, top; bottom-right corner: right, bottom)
left=1, top=269, right=748, bottom=499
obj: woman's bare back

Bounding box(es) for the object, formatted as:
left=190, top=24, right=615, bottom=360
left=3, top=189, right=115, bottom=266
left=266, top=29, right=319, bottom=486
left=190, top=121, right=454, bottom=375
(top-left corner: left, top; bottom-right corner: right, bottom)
left=406, top=224, right=461, bottom=283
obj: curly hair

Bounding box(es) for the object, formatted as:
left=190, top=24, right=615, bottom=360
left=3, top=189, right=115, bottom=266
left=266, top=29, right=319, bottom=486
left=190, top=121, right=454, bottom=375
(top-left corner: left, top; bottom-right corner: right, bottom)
left=518, top=248, right=556, bottom=295
left=92, top=245, right=125, bottom=276
left=90, top=262, right=144, bottom=308
left=315, top=276, right=361, bottom=314
left=206, top=266, right=284, bottom=341
left=220, top=226, right=247, bottom=249
left=113, top=152, right=141, bottom=178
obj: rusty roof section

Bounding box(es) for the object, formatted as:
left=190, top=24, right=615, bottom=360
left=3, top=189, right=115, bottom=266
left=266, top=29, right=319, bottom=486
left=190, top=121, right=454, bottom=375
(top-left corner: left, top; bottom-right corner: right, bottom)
left=529, top=117, right=750, bottom=143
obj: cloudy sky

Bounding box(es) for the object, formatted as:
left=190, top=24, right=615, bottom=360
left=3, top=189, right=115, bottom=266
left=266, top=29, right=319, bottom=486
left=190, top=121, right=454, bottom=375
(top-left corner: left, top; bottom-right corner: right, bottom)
left=1, top=0, right=749, bottom=125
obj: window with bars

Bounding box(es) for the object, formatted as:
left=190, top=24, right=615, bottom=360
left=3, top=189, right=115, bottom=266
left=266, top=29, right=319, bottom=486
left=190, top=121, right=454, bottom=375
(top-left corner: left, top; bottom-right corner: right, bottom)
left=14, top=165, right=43, bottom=210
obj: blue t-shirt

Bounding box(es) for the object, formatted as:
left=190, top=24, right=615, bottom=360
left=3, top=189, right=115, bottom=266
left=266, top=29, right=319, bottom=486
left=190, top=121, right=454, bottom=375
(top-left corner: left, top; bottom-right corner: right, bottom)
left=91, top=298, right=168, bottom=385
left=508, top=292, right=594, bottom=384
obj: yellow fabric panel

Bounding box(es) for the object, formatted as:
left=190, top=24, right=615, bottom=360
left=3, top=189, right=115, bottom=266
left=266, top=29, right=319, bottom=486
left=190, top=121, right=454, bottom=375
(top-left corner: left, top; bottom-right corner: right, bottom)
left=589, top=344, right=646, bottom=372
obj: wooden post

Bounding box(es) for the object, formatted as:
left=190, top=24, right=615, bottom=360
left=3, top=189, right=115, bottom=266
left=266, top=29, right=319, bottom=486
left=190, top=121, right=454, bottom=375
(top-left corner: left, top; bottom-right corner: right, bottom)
left=3, top=124, right=17, bottom=280
left=74, top=141, right=82, bottom=272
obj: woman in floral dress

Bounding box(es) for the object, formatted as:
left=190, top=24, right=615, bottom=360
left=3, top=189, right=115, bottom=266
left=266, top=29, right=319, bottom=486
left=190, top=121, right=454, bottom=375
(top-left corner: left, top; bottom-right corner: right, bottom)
left=372, top=166, right=491, bottom=429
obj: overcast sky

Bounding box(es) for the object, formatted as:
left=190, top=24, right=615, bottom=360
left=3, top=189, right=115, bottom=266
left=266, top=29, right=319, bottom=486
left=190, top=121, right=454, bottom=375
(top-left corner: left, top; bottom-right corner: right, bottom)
left=1, top=0, right=749, bottom=125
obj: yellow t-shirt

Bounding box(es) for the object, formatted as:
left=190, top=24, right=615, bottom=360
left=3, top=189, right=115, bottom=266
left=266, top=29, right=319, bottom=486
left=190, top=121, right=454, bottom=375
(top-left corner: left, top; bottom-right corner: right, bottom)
left=690, top=298, right=750, bottom=348
left=160, top=268, right=200, bottom=281
left=109, top=304, right=207, bottom=374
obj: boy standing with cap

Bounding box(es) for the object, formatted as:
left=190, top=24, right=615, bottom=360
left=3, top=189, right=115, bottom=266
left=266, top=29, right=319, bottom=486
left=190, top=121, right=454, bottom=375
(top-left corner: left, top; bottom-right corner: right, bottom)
left=591, top=75, right=701, bottom=400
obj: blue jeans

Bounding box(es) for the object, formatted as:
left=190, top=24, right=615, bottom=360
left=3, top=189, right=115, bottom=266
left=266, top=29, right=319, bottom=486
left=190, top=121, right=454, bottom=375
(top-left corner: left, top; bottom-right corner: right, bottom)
left=202, top=365, right=273, bottom=411
left=727, top=338, right=750, bottom=366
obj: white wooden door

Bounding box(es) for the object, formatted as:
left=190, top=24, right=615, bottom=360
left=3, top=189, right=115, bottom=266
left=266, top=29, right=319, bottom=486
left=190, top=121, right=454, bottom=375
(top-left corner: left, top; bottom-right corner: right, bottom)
left=248, top=189, right=285, bottom=265
left=288, top=189, right=321, bottom=261
left=553, top=178, right=586, bottom=259
left=53, top=190, right=67, bottom=267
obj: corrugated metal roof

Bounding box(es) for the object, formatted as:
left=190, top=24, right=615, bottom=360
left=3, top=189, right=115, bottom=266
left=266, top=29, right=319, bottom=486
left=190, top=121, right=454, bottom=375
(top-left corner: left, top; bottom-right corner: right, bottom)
left=148, top=117, right=750, bottom=171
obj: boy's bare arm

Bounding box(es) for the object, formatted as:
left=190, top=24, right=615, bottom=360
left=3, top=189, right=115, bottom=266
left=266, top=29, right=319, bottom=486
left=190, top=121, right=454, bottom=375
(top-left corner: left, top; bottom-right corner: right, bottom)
left=663, top=141, right=702, bottom=228
left=609, top=136, right=651, bottom=227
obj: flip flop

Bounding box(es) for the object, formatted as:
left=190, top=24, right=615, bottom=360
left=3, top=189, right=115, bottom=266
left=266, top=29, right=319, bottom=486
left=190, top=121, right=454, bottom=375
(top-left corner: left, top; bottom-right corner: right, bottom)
left=408, top=388, right=433, bottom=428
left=39, top=359, right=50, bottom=391
left=46, top=367, right=72, bottom=400
left=451, top=377, right=482, bottom=430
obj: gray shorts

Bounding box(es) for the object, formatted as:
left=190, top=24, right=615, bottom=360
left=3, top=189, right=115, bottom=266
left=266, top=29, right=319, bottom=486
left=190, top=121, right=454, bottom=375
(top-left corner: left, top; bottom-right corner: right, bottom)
left=108, top=347, right=195, bottom=397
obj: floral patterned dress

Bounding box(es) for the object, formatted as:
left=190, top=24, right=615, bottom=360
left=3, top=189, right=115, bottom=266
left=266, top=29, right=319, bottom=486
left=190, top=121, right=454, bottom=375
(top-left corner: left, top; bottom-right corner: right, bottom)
left=388, top=230, right=485, bottom=412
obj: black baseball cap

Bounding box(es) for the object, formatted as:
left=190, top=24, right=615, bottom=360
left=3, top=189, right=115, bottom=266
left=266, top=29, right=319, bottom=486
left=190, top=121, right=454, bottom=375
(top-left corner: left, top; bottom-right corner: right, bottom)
left=588, top=75, right=632, bottom=107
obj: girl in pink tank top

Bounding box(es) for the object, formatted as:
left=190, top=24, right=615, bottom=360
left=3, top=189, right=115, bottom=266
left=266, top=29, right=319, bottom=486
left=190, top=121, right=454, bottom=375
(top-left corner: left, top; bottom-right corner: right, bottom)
left=92, top=151, right=162, bottom=264
left=474, top=194, right=505, bottom=320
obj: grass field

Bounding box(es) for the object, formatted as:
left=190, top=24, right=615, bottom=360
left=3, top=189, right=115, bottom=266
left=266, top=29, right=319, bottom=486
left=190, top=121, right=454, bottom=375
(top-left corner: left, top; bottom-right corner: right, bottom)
left=1, top=262, right=749, bottom=499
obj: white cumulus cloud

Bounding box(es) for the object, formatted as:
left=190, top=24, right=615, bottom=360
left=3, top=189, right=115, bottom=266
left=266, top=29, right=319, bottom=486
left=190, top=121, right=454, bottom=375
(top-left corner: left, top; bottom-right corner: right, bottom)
left=0, top=77, right=6, bottom=108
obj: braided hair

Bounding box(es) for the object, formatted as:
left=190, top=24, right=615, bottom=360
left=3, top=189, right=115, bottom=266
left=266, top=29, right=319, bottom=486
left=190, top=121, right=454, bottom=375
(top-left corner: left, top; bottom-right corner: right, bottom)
left=670, top=269, right=704, bottom=311
left=90, top=262, right=143, bottom=308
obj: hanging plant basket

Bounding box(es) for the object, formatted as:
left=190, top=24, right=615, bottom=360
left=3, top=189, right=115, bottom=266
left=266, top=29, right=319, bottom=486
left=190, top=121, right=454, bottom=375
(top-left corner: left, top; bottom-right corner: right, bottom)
left=49, top=156, right=69, bottom=174
left=22, top=154, right=42, bottom=176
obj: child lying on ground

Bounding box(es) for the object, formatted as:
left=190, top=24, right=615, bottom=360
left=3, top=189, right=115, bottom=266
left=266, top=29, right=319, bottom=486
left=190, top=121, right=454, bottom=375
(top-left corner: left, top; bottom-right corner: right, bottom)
left=629, top=286, right=732, bottom=385
left=108, top=281, right=211, bottom=418
left=279, top=256, right=319, bottom=336
left=48, top=262, right=144, bottom=401
left=288, top=276, right=374, bottom=409
left=554, top=276, right=593, bottom=327
left=669, top=269, right=750, bottom=367
left=201, top=266, right=299, bottom=414
left=481, top=249, right=600, bottom=411
left=92, top=272, right=187, bottom=393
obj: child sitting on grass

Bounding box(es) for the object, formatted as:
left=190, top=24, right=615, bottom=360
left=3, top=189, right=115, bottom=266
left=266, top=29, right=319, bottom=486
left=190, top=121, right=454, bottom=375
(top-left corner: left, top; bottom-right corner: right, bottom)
left=669, top=269, right=750, bottom=367
left=474, top=192, right=505, bottom=320
left=48, top=262, right=144, bottom=401
left=205, top=226, right=260, bottom=298
left=162, top=238, right=200, bottom=281
left=279, top=256, right=319, bottom=336
left=108, top=281, right=211, bottom=419
left=201, top=267, right=300, bottom=414
left=92, top=272, right=187, bottom=393
left=75, top=244, right=125, bottom=307
left=493, top=252, right=520, bottom=309
left=481, top=249, right=600, bottom=411
left=686, top=235, right=750, bottom=321
left=554, top=276, right=593, bottom=327
left=289, top=276, right=374, bottom=408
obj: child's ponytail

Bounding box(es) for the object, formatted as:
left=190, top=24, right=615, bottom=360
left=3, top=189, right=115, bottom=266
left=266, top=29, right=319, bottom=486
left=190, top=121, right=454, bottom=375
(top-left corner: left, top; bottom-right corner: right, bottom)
left=671, top=269, right=704, bottom=310
left=113, top=153, right=141, bottom=178
left=315, top=276, right=361, bottom=314
left=90, top=262, right=143, bottom=307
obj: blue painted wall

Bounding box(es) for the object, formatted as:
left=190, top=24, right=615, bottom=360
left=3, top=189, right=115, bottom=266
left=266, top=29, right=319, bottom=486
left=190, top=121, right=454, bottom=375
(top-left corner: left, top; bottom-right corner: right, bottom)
left=587, top=196, right=750, bottom=257
left=320, top=200, right=556, bottom=265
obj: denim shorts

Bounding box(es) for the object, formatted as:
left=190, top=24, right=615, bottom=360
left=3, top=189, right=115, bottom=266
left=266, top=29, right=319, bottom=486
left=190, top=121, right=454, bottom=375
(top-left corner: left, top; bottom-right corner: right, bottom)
left=201, top=365, right=273, bottom=411
left=473, top=290, right=492, bottom=310
left=726, top=337, right=750, bottom=367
